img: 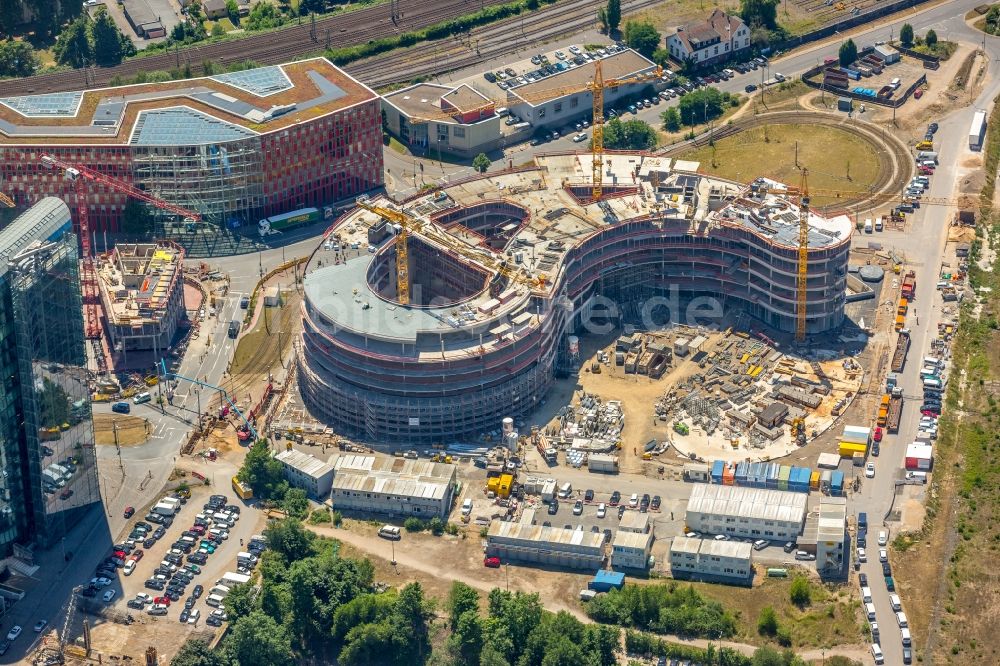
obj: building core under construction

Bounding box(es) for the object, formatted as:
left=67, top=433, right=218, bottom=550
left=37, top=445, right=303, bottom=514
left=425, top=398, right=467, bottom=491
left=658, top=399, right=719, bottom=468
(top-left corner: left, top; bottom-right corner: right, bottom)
left=97, top=242, right=185, bottom=352
left=298, top=153, right=852, bottom=443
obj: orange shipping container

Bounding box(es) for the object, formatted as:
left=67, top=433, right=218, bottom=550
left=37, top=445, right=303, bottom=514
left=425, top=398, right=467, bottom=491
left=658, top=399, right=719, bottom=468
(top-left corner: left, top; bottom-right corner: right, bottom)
left=722, top=464, right=736, bottom=486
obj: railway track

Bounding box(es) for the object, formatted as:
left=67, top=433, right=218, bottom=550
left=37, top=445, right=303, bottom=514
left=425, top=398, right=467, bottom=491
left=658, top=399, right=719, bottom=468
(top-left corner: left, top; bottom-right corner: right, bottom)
left=0, top=0, right=517, bottom=96
left=346, top=0, right=663, bottom=87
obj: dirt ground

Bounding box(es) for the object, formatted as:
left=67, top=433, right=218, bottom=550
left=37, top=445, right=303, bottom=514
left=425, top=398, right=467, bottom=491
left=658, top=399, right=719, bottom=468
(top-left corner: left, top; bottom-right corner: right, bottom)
left=93, top=413, right=151, bottom=446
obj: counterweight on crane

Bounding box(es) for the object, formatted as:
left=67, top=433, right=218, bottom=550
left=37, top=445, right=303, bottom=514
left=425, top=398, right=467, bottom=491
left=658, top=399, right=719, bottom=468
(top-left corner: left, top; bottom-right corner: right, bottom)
left=39, top=154, right=201, bottom=339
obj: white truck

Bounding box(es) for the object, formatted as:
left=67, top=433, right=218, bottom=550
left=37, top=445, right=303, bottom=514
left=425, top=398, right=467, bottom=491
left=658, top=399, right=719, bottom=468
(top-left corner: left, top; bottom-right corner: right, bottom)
left=152, top=501, right=177, bottom=516
left=219, top=571, right=252, bottom=587
left=970, top=109, right=987, bottom=151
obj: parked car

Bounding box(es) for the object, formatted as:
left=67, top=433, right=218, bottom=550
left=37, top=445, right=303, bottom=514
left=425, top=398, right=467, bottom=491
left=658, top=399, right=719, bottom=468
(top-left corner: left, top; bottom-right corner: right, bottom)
left=484, top=557, right=501, bottom=568
left=6, top=627, right=21, bottom=641
left=123, top=506, right=135, bottom=519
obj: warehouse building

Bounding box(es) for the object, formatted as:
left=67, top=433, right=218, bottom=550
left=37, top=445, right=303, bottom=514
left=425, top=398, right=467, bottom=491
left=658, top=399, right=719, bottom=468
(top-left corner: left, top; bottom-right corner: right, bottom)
left=97, top=242, right=186, bottom=353
left=485, top=521, right=605, bottom=570
left=669, top=536, right=753, bottom=584
left=330, top=454, right=457, bottom=518
left=507, top=50, right=659, bottom=131
left=274, top=449, right=335, bottom=500
left=685, top=484, right=807, bottom=541
left=382, top=83, right=503, bottom=158
left=611, top=530, right=654, bottom=570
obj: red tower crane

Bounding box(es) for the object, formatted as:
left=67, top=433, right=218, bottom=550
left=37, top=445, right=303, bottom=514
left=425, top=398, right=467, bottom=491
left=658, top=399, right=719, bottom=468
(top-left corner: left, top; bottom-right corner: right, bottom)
left=40, top=155, right=202, bottom=339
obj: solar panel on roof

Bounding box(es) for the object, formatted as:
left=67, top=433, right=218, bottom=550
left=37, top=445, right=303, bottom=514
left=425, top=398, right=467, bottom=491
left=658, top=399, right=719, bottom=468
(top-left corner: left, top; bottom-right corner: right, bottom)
left=210, top=67, right=293, bottom=97
left=130, top=107, right=256, bottom=145
left=0, top=92, right=83, bottom=117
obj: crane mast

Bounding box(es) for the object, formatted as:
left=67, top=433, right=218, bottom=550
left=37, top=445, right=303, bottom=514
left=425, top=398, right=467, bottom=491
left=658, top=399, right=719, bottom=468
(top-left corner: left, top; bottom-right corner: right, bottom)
left=591, top=60, right=605, bottom=202
left=796, top=168, right=810, bottom=343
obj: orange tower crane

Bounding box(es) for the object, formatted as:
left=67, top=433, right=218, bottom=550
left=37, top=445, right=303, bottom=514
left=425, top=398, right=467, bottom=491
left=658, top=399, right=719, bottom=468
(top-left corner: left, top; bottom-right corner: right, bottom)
left=796, top=168, right=810, bottom=343
left=39, top=155, right=201, bottom=338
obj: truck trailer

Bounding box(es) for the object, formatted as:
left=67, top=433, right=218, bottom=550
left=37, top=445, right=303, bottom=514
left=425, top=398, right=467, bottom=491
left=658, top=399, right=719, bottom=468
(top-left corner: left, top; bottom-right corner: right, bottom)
left=970, top=109, right=987, bottom=151
left=258, top=206, right=334, bottom=237
left=887, top=391, right=903, bottom=433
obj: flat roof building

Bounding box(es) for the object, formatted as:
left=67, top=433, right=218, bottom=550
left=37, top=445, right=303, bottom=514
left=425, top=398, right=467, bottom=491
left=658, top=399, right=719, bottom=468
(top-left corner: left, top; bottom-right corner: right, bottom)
left=611, top=530, right=654, bottom=570
left=618, top=511, right=651, bottom=534
left=382, top=83, right=502, bottom=158
left=97, top=242, right=185, bottom=352
left=274, top=449, right=335, bottom=500
left=816, top=496, right=848, bottom=577
left=0, top=58, right=383, bottom=243
left=486, top=520, right=606, bottom=570
left=669, top=536, right=753, bottom=584
left=330, top=454, right=457, bottom=518
left=685, top=484, right=807, bottom=541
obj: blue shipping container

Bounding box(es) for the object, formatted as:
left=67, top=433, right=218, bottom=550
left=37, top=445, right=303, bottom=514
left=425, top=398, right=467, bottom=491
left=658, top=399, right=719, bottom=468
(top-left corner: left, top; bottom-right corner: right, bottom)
left=735, top=462, right=750, bottom=485
left=831, top=470, right=845, bottom=495
left=766, top=463, right=780, bottom=489
left=711, top=460, right=725, bottom=484
left=841, top=66, right=861, bottom=80
left=751, top=462, right=766, bottom=488
left=589, top=570, right=626, bottom=592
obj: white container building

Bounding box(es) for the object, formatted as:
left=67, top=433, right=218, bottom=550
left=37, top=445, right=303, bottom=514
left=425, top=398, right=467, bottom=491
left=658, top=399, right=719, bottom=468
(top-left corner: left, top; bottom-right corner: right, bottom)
left=669, top=536, right=753, bottom=584
left=611, top=530, right=655, bottom=570
left=486, top=521, right=605, bottom=570
left=330, top=454, right=457, bottom=518
left=274, top=449, right=335, bottom=499
left=685, top=484, right=807, bottom=541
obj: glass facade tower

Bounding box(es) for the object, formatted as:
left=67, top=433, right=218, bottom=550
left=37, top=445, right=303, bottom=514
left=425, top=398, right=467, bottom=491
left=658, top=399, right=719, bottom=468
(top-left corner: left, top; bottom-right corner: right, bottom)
left=0, top=197, right=100, bottom=556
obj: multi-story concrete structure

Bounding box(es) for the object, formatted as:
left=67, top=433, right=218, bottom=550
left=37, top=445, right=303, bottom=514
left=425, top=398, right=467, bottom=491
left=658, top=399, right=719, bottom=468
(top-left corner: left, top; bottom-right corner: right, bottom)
left=0, top=198, right=101, bottom=557
left=0, top=58, right=383, bottom=238
left=298, top=154, right=852, bottom=443
left=665, top=10, right=750, bottom=68
left=815, top=496, right=848, bottom=576
left=329, top=454, right=456, bottom=518
left=382, top=83, right=503, bottom=158
left=685, top=484, right=808, bottom=541
left=611, top=530, right=654, bottom=570
left=97, top=242, right=185, bottom=353
left=669, top=536, right=753, bottom=584
left=274, top=449, right=335, bottom=500
left=486, top=521, right=605, bottom=570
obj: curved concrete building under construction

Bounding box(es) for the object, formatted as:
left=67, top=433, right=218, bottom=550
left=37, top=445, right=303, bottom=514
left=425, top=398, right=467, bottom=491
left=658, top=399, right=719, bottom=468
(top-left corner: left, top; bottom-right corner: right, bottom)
left=298, top=153, right=851, bottom=443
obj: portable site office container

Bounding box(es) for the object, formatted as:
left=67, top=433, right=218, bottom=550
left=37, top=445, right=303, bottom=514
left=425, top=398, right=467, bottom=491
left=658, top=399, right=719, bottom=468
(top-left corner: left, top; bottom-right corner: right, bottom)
left=778, top=466, right=791, bottom=491
left=831, top=471, right=845, bottom=495
left=722, top=464, right=735, bottom=486
left=810, top=470, right=821, bottom=489
left=820, top=470, right=833, bottom=490
left=751, top=462, right=766, bottom=488
left=766, top=463, right=780, bottom=489
left=711, top=460, right=725, bottom=483
left=735, top=462, right=749, bottom=485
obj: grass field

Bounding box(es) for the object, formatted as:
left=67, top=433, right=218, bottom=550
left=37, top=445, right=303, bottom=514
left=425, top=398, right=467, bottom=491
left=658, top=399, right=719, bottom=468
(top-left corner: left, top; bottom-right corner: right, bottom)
left=230, top=290, right=300, bottom=377
left=93, top=413, right=149, bottom=447
left=678, top=123, right=881, bottom=206
left=688, top=576, right=863, bottom=649
left=626, top=0, right=819, bottom=39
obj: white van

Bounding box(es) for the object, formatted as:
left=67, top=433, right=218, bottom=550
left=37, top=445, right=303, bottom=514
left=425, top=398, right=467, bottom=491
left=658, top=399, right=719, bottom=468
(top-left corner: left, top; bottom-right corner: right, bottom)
left=923, top=377, right=943, bottom=390
left=210, top=585, right=231, bottom=598
left=133, top=391, right=152, bottom=404
left=896, top=611, right=908, bottom=627
left=864, top=218, right=873, bottom=233
left=901, top=627, right=911, bottom=646
left=889, top=594, right=901, bottom=611
left=865, top=602, right=877, bottom=621
left=874, top=217, right=883, bottom=231
left=557, top=482, right=573, bottom=499
left=206, top=594, right=225, bottom=608
left=461, top=498, right=473, bottom=516
left=871, top=644, right=884, bottom=664
left=378, top=525, right=401, bottom=540
left=180, top=536, right=196, bottom=546
left=890, top=77, right=901, bottom=89
left=187, top=608, right=200, bottom=625
left=861, top=586, right=872, bottom=603
left=237, top=551, right=256, bottom=565
left=923, top=356, right=942, bottom=368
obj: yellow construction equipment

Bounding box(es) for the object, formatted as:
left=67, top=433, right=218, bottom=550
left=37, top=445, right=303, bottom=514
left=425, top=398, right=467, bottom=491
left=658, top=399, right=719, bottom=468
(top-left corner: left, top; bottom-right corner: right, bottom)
left=401, top=61, right=661, bottom=201
left=796, top=168, right=810, bottom=342
left=0, top=192, right=13, bottom=208
left=356, top=196, right=547, bottom=305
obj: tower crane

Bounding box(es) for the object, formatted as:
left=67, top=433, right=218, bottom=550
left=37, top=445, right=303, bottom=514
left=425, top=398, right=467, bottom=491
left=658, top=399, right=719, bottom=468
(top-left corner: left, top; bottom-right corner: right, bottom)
left=39, top=154, right=202, bottom=338
left=401, top=60, right=661, bottom=201
left=355, top=196, right=546, bottom=306
left=796, top=169, right=810, bottom=343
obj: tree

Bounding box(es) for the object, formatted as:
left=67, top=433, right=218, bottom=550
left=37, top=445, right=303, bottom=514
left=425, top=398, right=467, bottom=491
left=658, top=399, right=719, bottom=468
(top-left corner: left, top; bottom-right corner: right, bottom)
left=238, top=440, right=287, bottom=499
left=623, top=20, right=661, bottom=59
left=170, top=639, right=225, bottom=666
left=838, top=39, right=857, bottom=67
left=281, top=487, right=309, bottom=518
left=925, top=29, right=938, bottom=48
left=601, top=118, right=657, bottom=150
left=473, top=152, right=491, bottom=172
left=789, top=576, right=811, bottom=607
left=263, top=518, right=314, bottom=563
left=225, top=611, right=295, bottom=666
left=447, top=582, right=480, bottom=630
left=740, top=0, right=780, bottom=31
left=0, top=39, right=37, bottom=78
left=661, top=107, right=681, bottom=132
left=211, top=22, right=225, bottom=36
left=222, top=582, right=257, bottom=620
left=597, top=7, right=608, bottom=33
left=900, top=23, right=914, bottom=48
left=448, top=610, right=484, bottom=665
left=751, top=645, right=786, bottom=666
left=92, top=8, right=134, bottom=67
left=606, top=0, right=621, bottom=33
left=389, top=582, right=432, bottom=663
left=226, top=0, right=240, bottom=25
left=678, top=88, right=732, bottom=125
left=757, top=606, right=779, bottom=636
left=54, top=15, right=93, bottom=68
left=244, top=2, right=283, bottom=30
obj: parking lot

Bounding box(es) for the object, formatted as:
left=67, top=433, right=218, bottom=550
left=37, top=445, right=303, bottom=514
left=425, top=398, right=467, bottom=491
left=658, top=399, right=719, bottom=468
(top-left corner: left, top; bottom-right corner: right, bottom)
left=78, top=482, right=264, bottom=643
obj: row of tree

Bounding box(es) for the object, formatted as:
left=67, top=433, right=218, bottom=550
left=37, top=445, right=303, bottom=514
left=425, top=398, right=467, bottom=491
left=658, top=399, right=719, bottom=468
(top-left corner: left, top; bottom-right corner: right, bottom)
left=237, top=440, right=311, bottom=517
left=53, top=8, right=135, bottom=68
left=584, top=580, right=738, bottom=638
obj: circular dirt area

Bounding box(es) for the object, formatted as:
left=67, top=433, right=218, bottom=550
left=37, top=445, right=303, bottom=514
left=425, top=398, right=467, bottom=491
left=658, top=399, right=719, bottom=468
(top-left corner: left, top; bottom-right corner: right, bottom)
left=677, top=123, right=882, bottom=207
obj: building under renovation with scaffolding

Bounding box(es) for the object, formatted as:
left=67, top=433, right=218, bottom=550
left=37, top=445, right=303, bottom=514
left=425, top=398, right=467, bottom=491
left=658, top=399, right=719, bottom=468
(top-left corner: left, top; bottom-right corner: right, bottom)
left=297, top=154, right=852, bottom=443
left=97, top=242, right=185, bottom=352
left=0, top=58, right=383, bottom=240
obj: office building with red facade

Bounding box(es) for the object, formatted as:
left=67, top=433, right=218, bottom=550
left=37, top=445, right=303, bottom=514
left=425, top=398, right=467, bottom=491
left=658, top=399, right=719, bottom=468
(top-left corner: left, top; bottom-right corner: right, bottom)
left=0, top=58, right=383, bottom=235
